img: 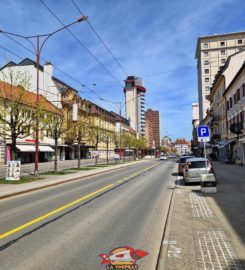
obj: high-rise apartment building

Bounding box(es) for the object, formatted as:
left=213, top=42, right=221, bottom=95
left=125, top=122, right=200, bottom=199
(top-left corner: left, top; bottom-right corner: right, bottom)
left=191, top=103, right=199, bottom=154
left=124, top=76, right=146, bottom=136
left=195, top=32, right=245, bottom=121
left=145, top=109, right=160, bottom=148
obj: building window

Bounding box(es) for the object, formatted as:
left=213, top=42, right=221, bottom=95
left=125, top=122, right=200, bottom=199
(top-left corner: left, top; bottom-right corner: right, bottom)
left=220, top=41, right=225, bottom=46
left=204, top=51, right=209, bottom=57
left=203, top=43, right=208, bottom=48
left=205, top=77, right=209, bottom=83
left=238, top=39, right=243, bottom=45
left=242, top=83, right=245, bottom=97
left=220, top=50, right=225, bottom=55
left=226, top=100, right=229, bottom=111
left=204, top=60, right=209, bottom=65
left=204, top=69, right=209, bottom=74
left=205, top=95, right=209, bottom=100
left=205, top=86, right=210, bottom=91
left=221, top=58, right=226, bottom=64
left=229, top=97, right=232, bottom=108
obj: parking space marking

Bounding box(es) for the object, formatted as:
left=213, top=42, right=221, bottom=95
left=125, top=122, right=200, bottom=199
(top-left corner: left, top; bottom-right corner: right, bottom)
left=190, top=192, right=214, bottom=218
left=194, top=230, right=243, bottom=270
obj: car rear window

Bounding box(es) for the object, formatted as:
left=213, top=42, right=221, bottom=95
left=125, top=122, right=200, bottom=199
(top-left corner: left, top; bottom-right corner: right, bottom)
left=180, top=157, right=191, bottom=163
left=188, top=161, right=206, bottom=168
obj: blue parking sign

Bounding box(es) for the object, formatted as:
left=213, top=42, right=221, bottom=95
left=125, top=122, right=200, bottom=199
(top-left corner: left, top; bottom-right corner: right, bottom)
left=197, top=126, right=210, bottom=142
left=198, top=126, right=209, bottom=137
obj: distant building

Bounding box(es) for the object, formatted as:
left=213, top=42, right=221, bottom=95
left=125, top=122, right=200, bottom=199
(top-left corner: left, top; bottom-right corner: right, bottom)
left=195, top=32, right=245, bottom=121
left=124, top=76, right=146, bottom=137
left=175, top=138, right=191, bottom=156
left=145, top=109, right=160, bottom=148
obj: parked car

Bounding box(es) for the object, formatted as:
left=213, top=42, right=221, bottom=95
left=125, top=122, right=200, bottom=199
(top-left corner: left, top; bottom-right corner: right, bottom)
left=160, top=155, right=167, bottom=160
left=183, top=157, right=215, bottom=184
left=178, top=155, right=195, bottom=175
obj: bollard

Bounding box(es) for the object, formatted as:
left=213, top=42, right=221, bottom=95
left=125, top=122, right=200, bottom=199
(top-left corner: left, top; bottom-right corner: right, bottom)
left=201, top=174, right=217, bottom=193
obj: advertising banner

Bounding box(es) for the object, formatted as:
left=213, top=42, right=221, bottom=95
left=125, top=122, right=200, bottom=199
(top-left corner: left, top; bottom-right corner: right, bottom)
left=6, top=161, right=21, bottom=181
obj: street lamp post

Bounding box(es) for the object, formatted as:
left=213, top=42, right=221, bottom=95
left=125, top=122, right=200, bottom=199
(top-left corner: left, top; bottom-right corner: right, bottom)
left=0, top=16, right=87, bottom=175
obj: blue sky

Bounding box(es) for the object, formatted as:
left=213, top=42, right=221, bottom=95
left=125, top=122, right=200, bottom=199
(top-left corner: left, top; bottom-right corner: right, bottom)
left=0, top=0, right=245, bottom=141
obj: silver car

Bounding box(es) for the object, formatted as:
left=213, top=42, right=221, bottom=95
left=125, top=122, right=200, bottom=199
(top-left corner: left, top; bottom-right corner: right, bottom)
left=183, top=157, right=215, bottom=184
left=178, top=155, right=194, bottom=175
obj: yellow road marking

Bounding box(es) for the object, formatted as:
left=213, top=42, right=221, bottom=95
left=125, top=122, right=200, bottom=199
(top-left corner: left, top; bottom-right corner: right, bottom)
left=0, top=183, right=114, bottom=240
left=117, top=180, right=123, bottom=183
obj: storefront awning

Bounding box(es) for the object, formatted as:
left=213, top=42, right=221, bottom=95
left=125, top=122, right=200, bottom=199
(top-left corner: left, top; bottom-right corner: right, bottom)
left=217, top=138, right=236, bottom=148
left=39, top=146, right=55, bottom=152
left=16, top=145, right=36, bottom=152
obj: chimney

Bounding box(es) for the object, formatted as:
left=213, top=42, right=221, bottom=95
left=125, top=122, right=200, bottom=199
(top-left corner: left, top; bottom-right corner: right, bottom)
left=44, top=62, right=53, bottom=76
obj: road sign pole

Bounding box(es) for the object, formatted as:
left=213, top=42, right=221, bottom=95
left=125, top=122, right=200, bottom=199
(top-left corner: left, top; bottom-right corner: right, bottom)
left=203, top=140, right=208, bottom=174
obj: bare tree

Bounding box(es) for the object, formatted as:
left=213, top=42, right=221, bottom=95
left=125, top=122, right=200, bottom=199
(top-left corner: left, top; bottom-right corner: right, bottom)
left=0, top=70, right=37, bottom=160
left=46, top=112, right=63, bottom=172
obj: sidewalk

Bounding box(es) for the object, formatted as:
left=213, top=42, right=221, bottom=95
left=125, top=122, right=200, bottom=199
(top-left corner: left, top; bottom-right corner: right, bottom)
left=158, top=161, right=245, bottom=270
left=0, top=159, right=148, bottom=200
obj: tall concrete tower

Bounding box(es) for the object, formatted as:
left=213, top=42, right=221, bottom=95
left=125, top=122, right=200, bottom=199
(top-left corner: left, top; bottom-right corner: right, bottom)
left=124, top=76, right=146, bottom=136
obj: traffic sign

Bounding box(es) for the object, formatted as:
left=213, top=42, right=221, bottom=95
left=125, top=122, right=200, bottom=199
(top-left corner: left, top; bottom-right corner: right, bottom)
left=197, top=126, right=210, bottom=142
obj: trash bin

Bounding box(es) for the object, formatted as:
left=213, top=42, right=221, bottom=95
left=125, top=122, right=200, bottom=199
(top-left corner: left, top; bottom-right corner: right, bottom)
left=201, top=174, right=217, bottom=193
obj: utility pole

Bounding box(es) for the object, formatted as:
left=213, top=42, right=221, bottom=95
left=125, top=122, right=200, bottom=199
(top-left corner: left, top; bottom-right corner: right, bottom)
left=119, top=101, right=122, bottom=161
left=0, top=16, right=88, bottom=175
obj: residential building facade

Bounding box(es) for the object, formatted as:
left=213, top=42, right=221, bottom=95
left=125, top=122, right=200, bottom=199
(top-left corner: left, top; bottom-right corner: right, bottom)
left=124, top=76, right=146, bottom=137
left=191, top=103, right=200, bottom=155
left=175, top=138, right=191, bottom=156
left=0, top=80, right=61, bottom=164
left=145, top=109, right=160, bottom=148
left=0, top=58, right=130, bottom=162
left=195, top=32, right=245, bottom=121
left=208, top=50, right=245, bottom=163
left=223, top=63, right=245, bottom=164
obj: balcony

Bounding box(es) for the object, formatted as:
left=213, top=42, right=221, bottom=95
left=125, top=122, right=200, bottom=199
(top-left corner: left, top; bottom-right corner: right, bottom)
left=206, top=108, right=214, bottom=116
left=230, top=122, right=243, bottom=134
left=211, top=134, right=221, bottom=141
left=212, top=115, right=220, bottom=121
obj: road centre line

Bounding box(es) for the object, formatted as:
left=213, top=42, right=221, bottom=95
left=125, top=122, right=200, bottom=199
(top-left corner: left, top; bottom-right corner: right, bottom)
left=0, top=184, right=114, bottom=240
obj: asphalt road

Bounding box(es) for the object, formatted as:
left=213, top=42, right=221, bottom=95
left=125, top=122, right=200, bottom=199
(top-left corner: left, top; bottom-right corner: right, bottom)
left=0, top=159, right=176, bottom=270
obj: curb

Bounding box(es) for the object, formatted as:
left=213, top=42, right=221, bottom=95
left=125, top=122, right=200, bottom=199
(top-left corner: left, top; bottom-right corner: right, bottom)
left=155, top=176, right=178, bottom=270
left=0, top=160, right=148, bottom=200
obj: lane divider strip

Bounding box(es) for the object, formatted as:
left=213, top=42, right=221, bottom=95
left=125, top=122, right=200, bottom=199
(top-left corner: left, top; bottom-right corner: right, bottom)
left=0, top=184, right=114, bottom=240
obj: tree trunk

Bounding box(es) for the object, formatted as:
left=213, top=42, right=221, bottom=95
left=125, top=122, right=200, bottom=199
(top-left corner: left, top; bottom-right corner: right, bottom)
left=78, top=140, right=81, bottom=169
left=106, top=141, right=109, bottom=165
left=95, top=143, right=98, bottom=166
left=11, top=136, right=17, bottom=160
left=54, top=138, right=58, bottom=173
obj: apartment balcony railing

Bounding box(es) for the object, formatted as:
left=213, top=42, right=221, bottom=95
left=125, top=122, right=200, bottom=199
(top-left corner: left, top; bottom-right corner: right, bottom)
left=211, top=134, right=221, bottom=141
left=230, top=122, right=243, bottom=134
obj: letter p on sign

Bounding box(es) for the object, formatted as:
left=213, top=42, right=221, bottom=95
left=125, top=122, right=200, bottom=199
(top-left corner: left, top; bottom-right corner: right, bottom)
left=200, top=128, right=207, bottom=136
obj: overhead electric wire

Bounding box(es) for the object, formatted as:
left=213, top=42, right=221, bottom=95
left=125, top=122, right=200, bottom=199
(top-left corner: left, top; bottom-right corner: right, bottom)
left=0, top=31, right=107, bottom=100
left=39, top=0, right=124, bottom=88
left=0, top=43, right=120, bottom=113
left=70, top=0, right=128, bottom=77
left=0, top=43, right=95, bottom=100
